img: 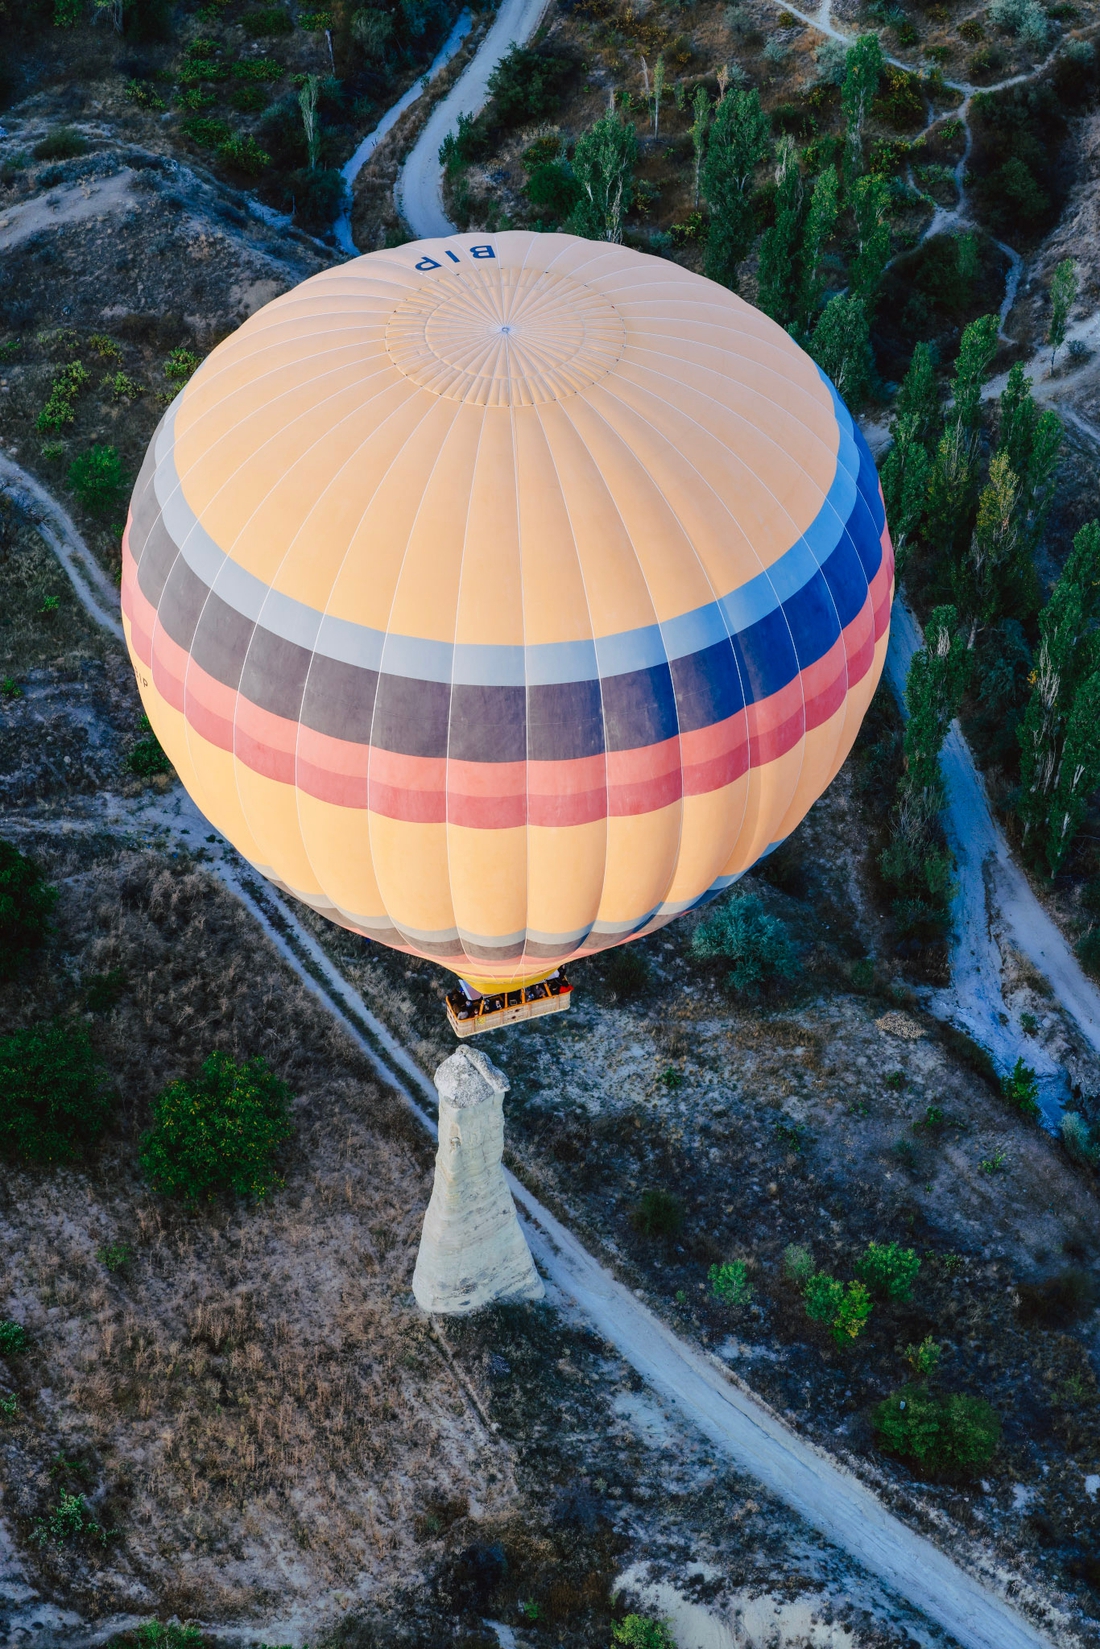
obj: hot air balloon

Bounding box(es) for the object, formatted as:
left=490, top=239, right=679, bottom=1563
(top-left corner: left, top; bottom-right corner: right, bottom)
left=122, top=232, right=893, bottom=1038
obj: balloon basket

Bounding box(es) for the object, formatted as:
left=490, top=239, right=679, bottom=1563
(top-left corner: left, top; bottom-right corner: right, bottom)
left=445, top=975, right=573, bottom=1038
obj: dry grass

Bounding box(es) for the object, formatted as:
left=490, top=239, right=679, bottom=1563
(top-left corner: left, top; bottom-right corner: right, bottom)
left=0, top=848, right=516, bottom=1623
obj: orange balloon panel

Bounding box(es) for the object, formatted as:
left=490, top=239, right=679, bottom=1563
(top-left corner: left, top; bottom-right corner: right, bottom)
left=122, top=231, right=893, bottom=990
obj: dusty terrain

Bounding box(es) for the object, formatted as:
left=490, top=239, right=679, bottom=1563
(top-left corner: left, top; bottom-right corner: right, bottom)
left=5, top=0, right=1100, bottom=1642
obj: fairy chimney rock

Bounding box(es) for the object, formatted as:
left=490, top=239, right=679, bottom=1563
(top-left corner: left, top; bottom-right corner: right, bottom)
left=412, top=1045, right=543, bottom=1315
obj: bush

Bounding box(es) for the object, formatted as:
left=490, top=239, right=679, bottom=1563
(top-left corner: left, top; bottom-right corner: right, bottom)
left=804, top=1273, right=873, bottom=1345
left=603, top=946, right=650, bottom=1000
left=1001, top=1057, right=1039, bottom=1119
left=164, top=347, right=199, bottom=383
left=873, top=1386, right=1000, bottom=1474
left=32, top=127, right=87, bottom=161
left=285, top=165, right=346, bottom=230
left=855, top=1240, right=921, bottom=1300
left=485, top=44, right=572, bottom=127
left=219, top=134, right=272, bottom=175
left=183, top=116, right=233, bottom=149
left=126, top=716, right=172, bottom=777
left=0, top=839, right=57, bottom=980
left=691, top=893, right=799, bottom=996
left=709, top=1260, right=752, bottom=1305
left=525, top=159, right=581, bottom=221
left=612, top=1618, right=675, bottom=1649
left=240, top=4, right=293, bottom=32
left=37, top=360, right=89, bottom=432
left=783, top=1242, right=815, bottom=1283
left=133, top=1625, right=205, bottom=1649
left=631, top=1188, right=683, bottom=1238
left=0, top=1021, right=113, bottom=1165
left=68, top=445, right=126, bottom=516
left=0, top=1320, right=29, bottom=1356
left=1075, top=928, right=1100, bottom=978
left=140, top=1051, right=293, bottom=1203
left=1061, top=1109, right=1098, bottom=1165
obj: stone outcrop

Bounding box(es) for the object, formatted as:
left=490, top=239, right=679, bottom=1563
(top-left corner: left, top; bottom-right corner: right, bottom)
left=412, top=1045, right=544, bottom=1315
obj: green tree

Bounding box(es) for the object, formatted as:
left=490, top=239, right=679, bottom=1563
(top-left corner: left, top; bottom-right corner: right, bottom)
left=809, top=293, right=872, bottom=403
left=902, top=605, right=971, bottom=803
left=1044, top=670, right=1100, bottom=874
left=140, top=1051, right=293, bottom=1202
left=757, top=136, right=802, bottom=325
left=709, top=1260, right=752, bottom=1304
left=651, top=54, right=665, bottom=138
left=855, top=1240, right=921, bottom=1300
left=921, top=316, right=999, bottom=566
left=68, top=445, right=126, bottom=516
left=850, top=172, right=891, bottom=311
left=298, top=73, right=321, bottom=170
left=1048, top=256, right=1077, bottom=369
left=794, top=162, right=839, bottom=333
left=873, top=1387, right=1000, bottom=1474
left=950, top=312, right=999, bottom=434
left=0, top=1021, right=113, bottom=1165
left=691, top=892, right=800, bottom=995
left=701, top=87, right=769, bottom=290
left=0, top=839, right=57, bottom=980
left=880, top=343, right=939, bottom=567
left=690, top=83, right=711, bottom=206
left=841, top=33, right=884, bottom=187
left=1017, top=521, right=1100, bottom=868
left=612, top=1617, right=675, bottom=1649
left=804, top=1272, right=873, bottom=1345
left=954, top=450, right=1036, bottom=630
left=995, top=364, right=1062, bottom=555
left=571, top=103, right=637, bottom=243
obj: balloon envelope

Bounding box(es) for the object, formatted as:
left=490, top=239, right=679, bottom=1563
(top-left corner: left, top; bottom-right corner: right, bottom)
left=123, top=232, right=893, bottom=990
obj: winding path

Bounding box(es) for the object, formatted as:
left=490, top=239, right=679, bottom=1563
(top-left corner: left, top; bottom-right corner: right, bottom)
left=0, top=449, right=1074, bottom=1649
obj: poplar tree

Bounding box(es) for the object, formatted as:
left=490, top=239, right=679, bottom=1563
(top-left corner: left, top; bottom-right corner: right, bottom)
left=841, top=34, right=884, bottom=188
left=1048, top=257, right=1077, bottom=370
left=880, top=605, right=970, bottom=938
left=691, top=84, right=711, bottom=206
left=1017, top=520, right=1100, bottom=872
left=922, top=315, right=998, bottom=566
left=572, top=103, right=637, bottom=242
left=810, top=293, right=872, bottom=403
left=701, top=86, right=769, bottom=290
left=995, top=363, right=1063, bottom=554
left=880, top=342, right=939, bottom=566
left=850, top=172, right=891, bottom=312
left=757, top=137, right=802, bottom=325
left=794, top=163, right=839, bottom=333
left=954, top=451, right=1033, bottom=629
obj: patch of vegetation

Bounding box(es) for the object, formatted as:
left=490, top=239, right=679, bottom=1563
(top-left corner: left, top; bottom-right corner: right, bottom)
left=0, top=1320, right=29, bottom=1356
left=37, top=359, right=89, bottom=433
left=804, top=1272, right=873, bottom=1345
left=33, top=1490, right=111, bottom=1547
left=0, top=1021, right=114, bottom=1165
left=630, top=1188, right=684, bottom=1239
left=32, top=126, right=87, bottom=160
left=691, top=892, right=800, bottom=996
left=872, top=1387, right=1001, bottom=1474
left=69, top=445, right=126, bottom=516
left=139, top=1050, right=293, bottom=1203
left=855, top=1240, right=921, bottom=1300
left=125, top=715, right=173, bottom=777
left=0, top=839, right=57, bottom=980
left=1001, top=1057, right=1039, bottom=1120
left=612, top=1618, right=675, bottom=1649
left=968, top=81, right=1068, bottom=241
left=1017, top=1267, right=1096, bottom=1327
left=709, top=1260, right=752, bottom=1304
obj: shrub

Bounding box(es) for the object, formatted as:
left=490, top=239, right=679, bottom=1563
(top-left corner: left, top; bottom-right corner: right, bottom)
left=1001, top=1057, right=1040, bottom=1119
left=873, top=1386, right=1000, bottom=1474
left=33, top=1490, right=109, bottom=1547
left=1075, top=928, right=1100, bottom=977
left=184, top=116, right=232, bottom=149
left=232, top=56, right=284, bottom=80
left=219, top=134, right=272, bottom=175
left=164, top=347, right=199, bottom=383
left=1061, top=1109, right=1098, bottom=1165
left=804, top=1273, right=873, bottom=1345
left=140, top=1051, right=293, bottom=1202
left=240, top=5, right=293, bottom=33
left=904, top=1335, right=942, bottom=1378
left=783, top=1243, right=814, bottom=1284
left=0, top=839, right=57, bottom=980
left=0, top=1320, right=29, bottom=1356
left=32, top=127, right=87, bottom=161
left=285, top=165, right=346, bottom=229
left=134, top=1625, right=205, bottom=1649
left=0, top=1022, right=114, bottom=1165
left=603, top=946, right=650, bottom=1000
left=709, top=1260, right=752, bottom=1305
left=612, top=1617, right=675, bottom=1649
left=631, top=1188, right=683, bottom=1238
left=691, top=893, right=800, bottom=996
left=525, top=159, right=581, bottom=222
left=856, top=1240, right=921, bottom=1300
left=37, top=360, right=89, bottom=432
left=126, top=732, right=172, bottom=777
left=69, top=445, right=126, bottom=516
